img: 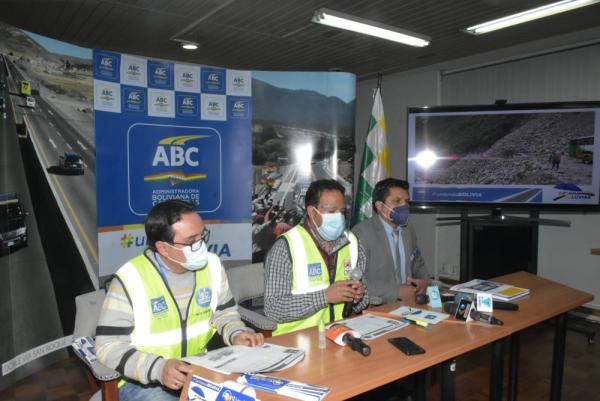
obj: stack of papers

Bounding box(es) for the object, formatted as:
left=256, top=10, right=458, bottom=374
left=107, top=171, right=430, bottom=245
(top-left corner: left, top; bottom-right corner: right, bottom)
left=238, top=373, right=330, bottom=401
left=188, top=375, right=256, bottom=401
left=329, top=314, right=408, bottom=340
left=389, top=306, right=449, bottom=325
left=450, top=279, right=530, bottom=301
left=183, top=344, right=304, bottom=374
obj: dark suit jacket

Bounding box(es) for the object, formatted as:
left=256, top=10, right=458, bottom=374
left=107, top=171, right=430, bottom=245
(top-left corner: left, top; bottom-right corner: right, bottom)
left=352, top=215, right=429, bottom=304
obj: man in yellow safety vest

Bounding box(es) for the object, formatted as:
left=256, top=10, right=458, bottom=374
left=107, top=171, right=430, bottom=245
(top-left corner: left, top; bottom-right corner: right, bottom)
left=264, top=179, right=369, bottom=336
left=95, top=200, right=263, bottom=401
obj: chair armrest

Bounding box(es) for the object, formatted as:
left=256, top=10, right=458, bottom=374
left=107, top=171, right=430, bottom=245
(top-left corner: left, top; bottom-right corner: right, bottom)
left=369, top=296, right=383, bottom=306
left=238, top=307, right=277, bottom=331
left=72, top=337, right=120, bottom=382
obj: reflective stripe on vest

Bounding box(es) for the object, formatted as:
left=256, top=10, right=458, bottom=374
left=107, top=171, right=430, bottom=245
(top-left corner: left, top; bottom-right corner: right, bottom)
left=116, top=253, right=222, bottom=370
left=273, top=226, right=358, bottom=336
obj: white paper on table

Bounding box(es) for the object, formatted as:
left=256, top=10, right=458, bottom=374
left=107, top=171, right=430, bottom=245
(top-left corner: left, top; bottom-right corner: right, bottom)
left=329, top=314, right=408, bottom=340
left=183, top=344, right=305, bottom=374
left=390, top=306, right=449, bottom=325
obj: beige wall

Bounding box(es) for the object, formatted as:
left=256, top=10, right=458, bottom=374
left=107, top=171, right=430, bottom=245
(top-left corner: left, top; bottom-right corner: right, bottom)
left=354, top=31, right=600, bottom=309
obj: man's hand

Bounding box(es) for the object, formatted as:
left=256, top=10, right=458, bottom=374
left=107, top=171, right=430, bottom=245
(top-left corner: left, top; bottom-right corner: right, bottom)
left=325, top=280, right=363, bottom=304
left=232, top=332, right=265, bottom=347
left=398, top=283, right=417, bottom=303
left=406, top=277, right=430, bottom=294
left=161, top=359, right=192, bottom=391
left=350, top=280, right=365, bottom=303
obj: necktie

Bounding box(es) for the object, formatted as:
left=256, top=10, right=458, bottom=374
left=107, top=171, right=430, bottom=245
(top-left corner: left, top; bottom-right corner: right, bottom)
left=392, top=230, right=403, bottom=283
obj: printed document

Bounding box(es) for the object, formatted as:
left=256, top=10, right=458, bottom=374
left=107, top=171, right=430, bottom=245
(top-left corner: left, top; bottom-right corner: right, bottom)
left=390, top=306, right=449, bottom=325
left=330, top=313, right=408, bottom=340
left=183, top=344, right=305, bottom=374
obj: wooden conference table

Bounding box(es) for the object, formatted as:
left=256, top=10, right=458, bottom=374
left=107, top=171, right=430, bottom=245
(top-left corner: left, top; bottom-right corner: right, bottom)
left=181, top=271, right=592, bottom=401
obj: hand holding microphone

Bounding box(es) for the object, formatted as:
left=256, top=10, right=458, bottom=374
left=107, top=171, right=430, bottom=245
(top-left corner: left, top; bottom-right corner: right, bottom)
left=342, top=266, right=364, bottom=318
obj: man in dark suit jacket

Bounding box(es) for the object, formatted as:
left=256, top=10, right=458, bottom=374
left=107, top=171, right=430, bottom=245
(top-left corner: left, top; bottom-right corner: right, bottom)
left=352, top=178, right=431, bottom=304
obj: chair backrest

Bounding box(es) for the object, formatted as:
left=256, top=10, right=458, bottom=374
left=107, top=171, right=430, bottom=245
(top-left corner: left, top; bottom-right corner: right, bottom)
left=226, top=263, right=265, bottom=304
left=73, top=289, right=106, bottom=339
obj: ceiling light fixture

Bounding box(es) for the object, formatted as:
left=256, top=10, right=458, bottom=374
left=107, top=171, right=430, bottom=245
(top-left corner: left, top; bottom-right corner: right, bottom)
left=464, top=0, right=600, bottom=35
left=181, top=42, right=199, bottom=50
left=312, top=8, right=430, bottom=47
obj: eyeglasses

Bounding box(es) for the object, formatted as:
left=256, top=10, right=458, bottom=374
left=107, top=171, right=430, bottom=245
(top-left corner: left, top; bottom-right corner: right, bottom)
left=317, top=204, right=346, bottom=214
left=169, top=228, right=210, bottom=251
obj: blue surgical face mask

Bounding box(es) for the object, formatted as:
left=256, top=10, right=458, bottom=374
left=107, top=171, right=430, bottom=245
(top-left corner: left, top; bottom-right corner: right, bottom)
left=313, top=209, right=346, bottom=241
left=383, top=204, right=410, bottom=227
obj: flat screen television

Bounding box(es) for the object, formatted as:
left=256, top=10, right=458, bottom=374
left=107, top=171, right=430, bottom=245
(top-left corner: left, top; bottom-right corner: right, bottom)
left=406, top=102, right=600, bottom=209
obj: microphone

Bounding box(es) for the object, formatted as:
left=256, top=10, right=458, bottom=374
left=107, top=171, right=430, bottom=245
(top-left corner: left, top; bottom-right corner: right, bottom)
left=443, top=301, right=458, bottom=315
left=342, top=266, right=363, bottom=318
left=342, top=333, right=371, bottom=356
left=470, top=309, right=504, bottom=326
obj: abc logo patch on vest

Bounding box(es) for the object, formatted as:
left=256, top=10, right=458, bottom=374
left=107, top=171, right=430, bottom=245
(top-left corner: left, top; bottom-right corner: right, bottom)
left=150, top=296, right=168, bottom=315
left=307, top=263, right=322, bottom=281
left=196, top=288, right=212, bottom=308
left=343, top=259, right=352, bottom=276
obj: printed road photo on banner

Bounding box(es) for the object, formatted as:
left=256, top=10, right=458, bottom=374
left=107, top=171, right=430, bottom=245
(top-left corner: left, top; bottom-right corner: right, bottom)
left=250, top=71, right=357, bottom=262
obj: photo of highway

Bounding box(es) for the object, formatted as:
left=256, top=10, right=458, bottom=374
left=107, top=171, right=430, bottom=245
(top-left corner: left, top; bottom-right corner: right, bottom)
left=0, top=24, right=95, bottom=386
left=251, top=74, right=356, bottom=261
left=0, top=24, right=97, bottom=275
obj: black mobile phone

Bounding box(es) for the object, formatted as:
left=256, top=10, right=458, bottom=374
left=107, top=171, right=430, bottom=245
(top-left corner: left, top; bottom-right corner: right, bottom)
left=388, top=337, right=426, bottom=355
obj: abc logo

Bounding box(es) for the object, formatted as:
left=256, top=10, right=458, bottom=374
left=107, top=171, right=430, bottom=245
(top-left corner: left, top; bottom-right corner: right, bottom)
left=207, top=73, right=220, bottom=83
left=100, top=57, right=113, bottom=67
left=233, top=101, right=246, bottom=111
left=128, top=92, right=141, bottom=101
left=152, top=145, right=199, bottom=167
left=155, top=67, right=167, bottom=77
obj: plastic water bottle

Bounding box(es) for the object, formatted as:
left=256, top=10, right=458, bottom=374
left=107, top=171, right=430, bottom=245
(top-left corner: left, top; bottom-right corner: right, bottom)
left=318, top=319, right=326, bottom=349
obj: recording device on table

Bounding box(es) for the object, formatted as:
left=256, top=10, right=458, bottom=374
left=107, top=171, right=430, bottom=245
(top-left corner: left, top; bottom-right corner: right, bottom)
left=442, top=292, right=519, bottom=311
left=326, top=325, right=371, bottom=356
left=343, top=333, right=371, bottom=356
left=388, top=337, right=426, bottom=355
left=342, top=266, right=363, bottom=318
left=442, top=300, right=504, bottom=326
left=470, top=309, right=504, bottom=326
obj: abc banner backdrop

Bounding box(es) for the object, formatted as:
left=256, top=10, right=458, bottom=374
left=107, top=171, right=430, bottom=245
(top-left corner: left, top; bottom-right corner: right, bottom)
left=94, top=50, right=252, bottom=276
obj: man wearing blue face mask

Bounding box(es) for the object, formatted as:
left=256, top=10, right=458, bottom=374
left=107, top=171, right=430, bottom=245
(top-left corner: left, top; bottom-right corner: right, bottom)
left=352, top=178, right=431, bottom=304
left=264, top=179, right=369, bottom=335
left=95, top=200, right=263, bottom=401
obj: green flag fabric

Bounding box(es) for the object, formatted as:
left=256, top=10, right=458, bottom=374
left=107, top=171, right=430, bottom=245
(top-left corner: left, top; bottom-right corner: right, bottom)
left=354, top=87, right=390, bottom=223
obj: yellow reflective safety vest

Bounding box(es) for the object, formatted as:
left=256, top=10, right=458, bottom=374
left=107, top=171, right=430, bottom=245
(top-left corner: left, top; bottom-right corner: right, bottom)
left=272, top=225, right=358, bottom=336
left=116, top=252, right=221, bottom=385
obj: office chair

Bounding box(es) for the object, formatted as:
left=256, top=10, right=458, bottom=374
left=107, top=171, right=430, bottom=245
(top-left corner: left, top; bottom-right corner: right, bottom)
left=226, top=262, right=277, bottom=335
left=72, top=289, right=120, bottom=401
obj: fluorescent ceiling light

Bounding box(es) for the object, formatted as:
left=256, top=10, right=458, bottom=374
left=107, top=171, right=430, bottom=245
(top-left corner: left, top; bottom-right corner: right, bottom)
left=312, top=8, right=430, bottom=47
left=181, top=42, right=199, bottom=50
left=464, top=0, right=600, bottom=35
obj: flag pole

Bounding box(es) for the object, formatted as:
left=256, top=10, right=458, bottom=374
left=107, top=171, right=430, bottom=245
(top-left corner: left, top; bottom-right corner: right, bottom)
left=353, top=73, right=389, bottom=226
